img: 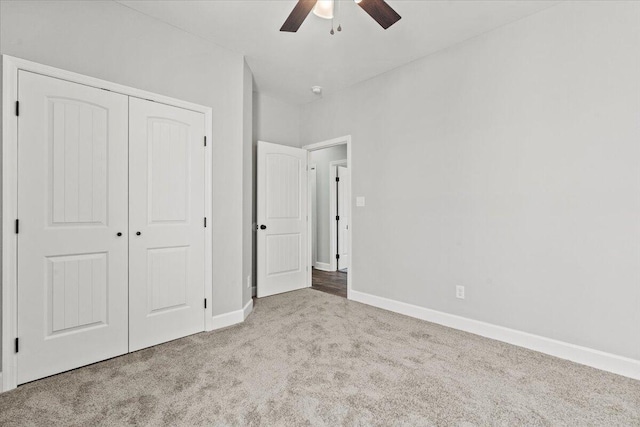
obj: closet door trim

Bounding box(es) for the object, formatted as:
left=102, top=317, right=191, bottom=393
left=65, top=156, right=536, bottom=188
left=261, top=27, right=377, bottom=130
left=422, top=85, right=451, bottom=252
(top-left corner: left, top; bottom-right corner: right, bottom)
left=1, top=55, right=214, bottom=392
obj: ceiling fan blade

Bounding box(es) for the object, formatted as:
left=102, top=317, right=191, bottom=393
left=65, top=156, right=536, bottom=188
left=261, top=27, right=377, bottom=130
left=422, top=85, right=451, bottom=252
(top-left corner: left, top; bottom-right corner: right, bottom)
left=280, top=0, right=318, bottom=32
left=357, top=0, right=401, bottom=29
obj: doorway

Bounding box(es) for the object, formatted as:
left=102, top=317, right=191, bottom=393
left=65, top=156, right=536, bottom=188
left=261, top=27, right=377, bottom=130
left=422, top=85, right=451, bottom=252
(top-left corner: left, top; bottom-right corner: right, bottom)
left=255, top=136, right=351, bottom=300
left=304, top=137, right=352, bottom=299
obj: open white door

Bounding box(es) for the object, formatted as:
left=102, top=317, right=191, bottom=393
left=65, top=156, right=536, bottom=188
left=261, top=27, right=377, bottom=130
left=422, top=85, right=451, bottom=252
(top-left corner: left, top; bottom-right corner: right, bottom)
left=257, top=141, right=308, bottom=297
left=337, top=166, right=350, bottom=270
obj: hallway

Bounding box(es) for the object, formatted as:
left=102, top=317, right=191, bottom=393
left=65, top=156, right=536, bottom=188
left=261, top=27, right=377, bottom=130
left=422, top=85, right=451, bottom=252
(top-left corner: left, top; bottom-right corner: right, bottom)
left=311, top=268, right=347, bottom=298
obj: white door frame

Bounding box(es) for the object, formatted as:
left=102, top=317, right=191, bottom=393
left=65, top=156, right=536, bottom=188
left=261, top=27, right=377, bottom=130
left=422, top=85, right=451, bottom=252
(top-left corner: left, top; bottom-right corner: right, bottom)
left=303, top=136, right=352, bottom=298
left=1, top=55, right=214, bottom=392
left=309, top=163, right=317, bottom=268
left=329, top=160, right=347, bottom=271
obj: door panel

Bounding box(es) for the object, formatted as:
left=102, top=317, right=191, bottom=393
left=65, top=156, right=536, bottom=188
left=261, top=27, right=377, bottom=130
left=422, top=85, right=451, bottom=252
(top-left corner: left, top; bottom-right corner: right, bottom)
left=337, top=166, right=350, bottom=270
left=310, top=166, right=317, bottom=266
left=17, top=71, right=129, bottom=384
left=266, top=153, right=301, bottom=218
left=257, top=141, right=308, bottom=297
left=148, top=118, right=190, bottom=223
left=147, top=246, right=189, bottom=313
left=47, top=253, right=108, bottom=333
left=266, top=233, right=301, bottom=274
left=49, top=98, right=109, bottom=225
left=129, top=98, right=205, bottom=352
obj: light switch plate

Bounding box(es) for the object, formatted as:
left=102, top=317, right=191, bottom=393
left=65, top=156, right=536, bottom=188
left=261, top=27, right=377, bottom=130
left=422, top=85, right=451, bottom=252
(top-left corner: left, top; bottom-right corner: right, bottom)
left=356, top=196, right=365, bottom=207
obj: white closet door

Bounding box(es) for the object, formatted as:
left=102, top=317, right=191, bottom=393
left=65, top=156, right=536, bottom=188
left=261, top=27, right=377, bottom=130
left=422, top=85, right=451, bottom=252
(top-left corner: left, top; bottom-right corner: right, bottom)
left=257, top=141, right=308, bottom=297
left=17, top=71, right=129, bottom=384
left=128, top=98, right=206, bottom=352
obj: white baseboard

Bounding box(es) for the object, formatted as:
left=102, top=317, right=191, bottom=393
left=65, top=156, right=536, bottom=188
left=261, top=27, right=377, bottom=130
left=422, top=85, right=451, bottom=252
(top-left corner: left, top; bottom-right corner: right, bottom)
left=349, top=290, right=640, bottom=380
left=0, top=373, right=3, bottom=393
left=314, top=262, right=332, bottom=271
left=208, top=299, right=254, bottom=331
left=209, top=307, right=243, bottom=330
left=243, top=298, right=253, bottom=320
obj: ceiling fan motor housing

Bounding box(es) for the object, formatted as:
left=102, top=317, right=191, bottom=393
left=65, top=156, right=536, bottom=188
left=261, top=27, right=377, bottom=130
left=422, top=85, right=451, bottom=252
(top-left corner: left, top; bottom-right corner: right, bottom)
left=280, top=0, right=401, bottom=33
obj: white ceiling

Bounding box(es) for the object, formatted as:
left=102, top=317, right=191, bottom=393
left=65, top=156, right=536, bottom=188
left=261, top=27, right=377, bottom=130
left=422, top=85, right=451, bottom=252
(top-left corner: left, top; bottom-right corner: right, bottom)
left=118, top=0, right=558, bottom=104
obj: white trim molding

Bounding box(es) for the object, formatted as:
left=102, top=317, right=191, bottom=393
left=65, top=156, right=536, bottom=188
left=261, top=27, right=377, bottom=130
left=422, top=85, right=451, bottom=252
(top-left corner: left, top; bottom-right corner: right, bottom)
left=243, top=299, right=254, bottom=320
left=314, top=262, right=332, bottom=271
left=349, top=290, right=640, bottom=380
left=209, top=309, right=245, bottom=331
left=209, top=300, right=253, bottom=331
left=2, top=55, right=20, bottom=393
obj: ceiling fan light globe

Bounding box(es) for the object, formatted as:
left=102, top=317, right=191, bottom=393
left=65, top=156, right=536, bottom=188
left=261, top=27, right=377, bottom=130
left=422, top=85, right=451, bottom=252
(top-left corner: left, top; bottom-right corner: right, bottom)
left=313, top=0, right=334, bottom=19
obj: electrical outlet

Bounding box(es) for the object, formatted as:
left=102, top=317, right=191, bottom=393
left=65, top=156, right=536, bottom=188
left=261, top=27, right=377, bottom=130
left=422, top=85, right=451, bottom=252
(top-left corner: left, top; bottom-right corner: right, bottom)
left=456, top=286, right=465, bottom=299
left=247, top=275, right=252, bottom=289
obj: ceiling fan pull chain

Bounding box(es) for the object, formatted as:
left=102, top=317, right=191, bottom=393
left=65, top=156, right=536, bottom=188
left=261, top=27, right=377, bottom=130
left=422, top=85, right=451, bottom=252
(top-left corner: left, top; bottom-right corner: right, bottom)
left=330, top=17, right=335, bottom=35
left=336, top=0, right=342, bottom=32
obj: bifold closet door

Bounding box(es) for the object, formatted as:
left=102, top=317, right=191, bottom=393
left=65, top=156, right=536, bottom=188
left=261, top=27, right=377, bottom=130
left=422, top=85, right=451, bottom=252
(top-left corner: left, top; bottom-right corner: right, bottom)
left=128, top=98, right=206, bottom=352
left=17, top=71, right=129, bottom=384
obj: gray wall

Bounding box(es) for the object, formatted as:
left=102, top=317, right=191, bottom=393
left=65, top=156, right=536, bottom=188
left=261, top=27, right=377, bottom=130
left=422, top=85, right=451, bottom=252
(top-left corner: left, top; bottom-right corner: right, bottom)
left=310, top=145, right=347, bottom=265
left=253, top=92, right=301, bottom=146
left=242, top=60, right=254, bottom=307
left=0, top=0, right=248, bottom=370
left=301, top=1, right=640, bottom=360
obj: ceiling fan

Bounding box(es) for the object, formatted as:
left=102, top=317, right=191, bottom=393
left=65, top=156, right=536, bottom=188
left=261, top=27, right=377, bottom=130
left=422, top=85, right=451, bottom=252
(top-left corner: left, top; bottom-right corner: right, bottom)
left=280, top=0, right=401, bottom=33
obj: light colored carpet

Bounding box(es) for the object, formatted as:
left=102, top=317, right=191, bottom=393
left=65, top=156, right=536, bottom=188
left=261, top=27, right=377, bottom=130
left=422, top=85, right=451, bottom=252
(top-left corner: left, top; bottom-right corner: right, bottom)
left=1, top=288, right=639, bottom=426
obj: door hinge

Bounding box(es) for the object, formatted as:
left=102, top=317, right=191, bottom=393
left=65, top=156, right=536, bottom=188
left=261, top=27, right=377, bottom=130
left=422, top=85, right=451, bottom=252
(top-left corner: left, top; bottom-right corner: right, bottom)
left=336, top=254, right=340, bottom=259
left=15, top=219, right=19, bottom=234
left=204, top=298, right=207, bottom=309
left=15, top=337, right=19, bottom=353
left=204, top=217, right=207, bottom=228
left=336, top=177, right=340, bottom=182
left=336, top=215, right=340, bottom=221
left=204, top=136, right=207, bottom=147
left=15, top=101, right=19, bottom=117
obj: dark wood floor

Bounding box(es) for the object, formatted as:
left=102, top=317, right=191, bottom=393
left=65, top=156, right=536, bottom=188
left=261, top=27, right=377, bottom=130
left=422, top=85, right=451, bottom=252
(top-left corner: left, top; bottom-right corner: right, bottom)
left=311, top=268, right=347, bottom=298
